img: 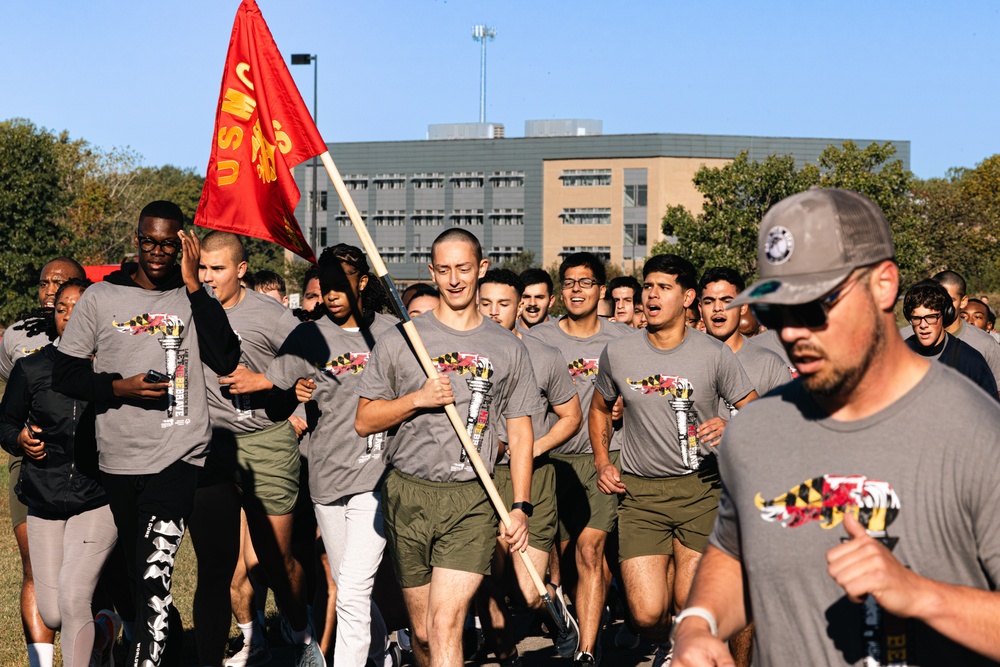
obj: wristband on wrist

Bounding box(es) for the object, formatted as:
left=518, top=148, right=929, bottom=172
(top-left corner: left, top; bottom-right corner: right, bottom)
left=669, top=607, right=719, bottom=642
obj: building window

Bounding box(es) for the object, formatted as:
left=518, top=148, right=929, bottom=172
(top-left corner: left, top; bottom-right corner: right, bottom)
left=560, top=246, right=612, bottom=263
left=490, top=171, right=524, bottom=188
left=378, top=246, right=407, bottom=263
left=412, top=173, right=445, bottom=189
left=411, top=209, right=445, bottom=226
left=335, top=211, right=367, bottom=227
left=305, top=190, right=328, bottom=211
left=410, top=246, right=432, bottom=264
left=373, top=173, right=406, bottom=190
left=624, top=184, right=647, bottom=207
left=373, top=210, right=406, bottom=226
left=560, top=208, right=612, bottom=225
left=450, top=172, right=484, bottom=188
left=319, top=226, right=328, bottom=247
left=624, top=223, right=647, bottom=247
left=490, top=208, right=524, bottom=226
left=344, top=175, right=368, bottom=191
left=489, top=246, right=525, bottom=263
left=560, top=169, right=611, bottom=187
left=450, top=209, right=484, bottom=226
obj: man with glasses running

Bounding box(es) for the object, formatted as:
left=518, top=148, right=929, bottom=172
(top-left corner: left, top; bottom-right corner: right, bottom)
left=526, top=253, right=631, bottom=666
left=901, top=279, right=997, bottom=398
left=671, top=188, right=1000, bottom=666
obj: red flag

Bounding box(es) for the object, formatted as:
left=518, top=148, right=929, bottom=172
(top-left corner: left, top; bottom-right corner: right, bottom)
left=194, top=0, right=326, bottom=262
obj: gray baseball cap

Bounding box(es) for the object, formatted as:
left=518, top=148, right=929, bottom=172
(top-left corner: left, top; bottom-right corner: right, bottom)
left=732, top=188, right=895, bottom=307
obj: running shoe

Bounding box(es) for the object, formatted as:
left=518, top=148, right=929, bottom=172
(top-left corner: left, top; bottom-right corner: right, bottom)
left=396, top=628, right=412, bottom=652
left=574, top=651, right=597, bottom=666
left=224, top=637, right=272, bottom=667
left=89, top=609, right=122, bottom=667
left=294, top=641, right=326, bottom=667
left=552, top=585, right=580, bottom=659
left=652, top=642, right=673, bottom=667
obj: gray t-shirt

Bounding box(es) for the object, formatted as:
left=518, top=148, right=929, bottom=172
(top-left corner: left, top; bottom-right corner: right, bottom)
left=595, top=329, right=754, bottom=477
left=58, top=282, right=213, bottom=475
left=0, top=322, right=48, bottom=382
left=526, top=317, right=631, bottom=455
left=206, top=289, right=300, bottom=433
left=710, top=362, right=1000, bottom=666
left=901, top=320, right=1000, bottom=390
left=495, top=334, right=577, bottom=463
left=267, top=313, right=397, bottom=503
left=356, top=312, right=539, bottom=483
left=721, top=334, right=793, bottom=417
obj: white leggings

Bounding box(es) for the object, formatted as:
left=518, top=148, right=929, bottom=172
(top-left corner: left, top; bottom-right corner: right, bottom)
left=314, top=491, right=389, bottom=667
left=27, top=504, right=118, bottom=667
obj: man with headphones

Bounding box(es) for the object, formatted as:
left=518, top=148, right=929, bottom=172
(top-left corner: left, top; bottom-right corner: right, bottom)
left=902, top=279, right=998, bottom=399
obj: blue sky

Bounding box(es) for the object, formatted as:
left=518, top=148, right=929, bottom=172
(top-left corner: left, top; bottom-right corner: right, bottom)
left=3, top=1, right=997, bottom=178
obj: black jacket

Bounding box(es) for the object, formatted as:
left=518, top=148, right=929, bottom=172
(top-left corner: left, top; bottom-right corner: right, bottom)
left=0, top=344, right=105, bottom=519
left=51, top=262, right=242, bottom=403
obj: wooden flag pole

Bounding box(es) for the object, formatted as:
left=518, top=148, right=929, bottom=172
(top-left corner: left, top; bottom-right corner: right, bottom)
left=318, top=151, right=567, bottom=633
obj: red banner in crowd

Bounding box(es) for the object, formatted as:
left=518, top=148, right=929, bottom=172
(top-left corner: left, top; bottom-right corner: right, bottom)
left=194, top=0, right=326, bottom=262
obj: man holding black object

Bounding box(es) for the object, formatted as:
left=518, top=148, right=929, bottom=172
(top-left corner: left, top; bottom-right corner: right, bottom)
left=671, top=188, right=1000, bottom=666
left=53, top=201, right=241, bottom=667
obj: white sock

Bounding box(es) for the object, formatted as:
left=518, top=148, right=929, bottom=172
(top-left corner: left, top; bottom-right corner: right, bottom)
left=290, top=625, right=313, bottom=645
left=238, top=620, right=255, bottom=643
left=27, top=643, right=54, bottom=667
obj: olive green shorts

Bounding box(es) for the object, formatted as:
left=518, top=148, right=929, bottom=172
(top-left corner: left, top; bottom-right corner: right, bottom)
left=233, top=421, right=301, bottom=517
left=8, top=453, right=27, bottom=529
left=618, top=465, right=721, bottom=561
left=381, top=469, right=497, bottom=589
left=550, top=451, right=620, bottom=541
left=494, top=458, right=558, bottom=552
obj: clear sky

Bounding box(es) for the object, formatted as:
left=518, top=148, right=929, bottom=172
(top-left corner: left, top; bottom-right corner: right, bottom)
left=3, top=1, right=997, bottom=179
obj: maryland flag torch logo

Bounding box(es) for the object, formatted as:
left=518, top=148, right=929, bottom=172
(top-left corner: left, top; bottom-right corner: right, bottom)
left=318, top=352, right=369, bottom=377
left=755, top=475, right=900, bottom=533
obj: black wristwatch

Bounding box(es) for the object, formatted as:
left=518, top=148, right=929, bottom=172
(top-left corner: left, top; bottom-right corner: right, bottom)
left=511, top=501, right=533, bottom=517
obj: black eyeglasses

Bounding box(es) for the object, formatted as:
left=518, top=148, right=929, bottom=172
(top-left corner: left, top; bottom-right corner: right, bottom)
left=561, top=277, right=600, bottom=290
left=137, top=232, right=181, bottom=255
left=909, top=313, right=942, bottom=326
left=751, top=272, right=864, bottom=331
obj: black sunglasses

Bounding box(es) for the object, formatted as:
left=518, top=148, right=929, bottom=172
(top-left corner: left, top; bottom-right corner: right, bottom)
left=751, top=272, right=863, bottom=331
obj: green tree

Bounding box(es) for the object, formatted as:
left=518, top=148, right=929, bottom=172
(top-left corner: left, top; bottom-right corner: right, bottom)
left=494, top=250, right=536, bottom=275
left=0, top=119, right=66, bottom=323
left=651, top=152, right=818, bottom=277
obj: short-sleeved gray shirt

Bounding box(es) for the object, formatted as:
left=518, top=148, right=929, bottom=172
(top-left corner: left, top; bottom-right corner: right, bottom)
left=205, top=289, right=299, bottom=433
left=356, top=312, right=539, bottom=483
left=267, top=313, right=397, bottom=503
left=0, top=323, right=48, bottom=382
left=495, top=334, right=577, bottom=463
left=58, top=282, right=213, bottom=475
left=594, top=329, right=754, bottom=477
left=526, top=318, right=631, bottom=455
left=710, top=362, right=1000, bottom=666
left=721, top=334, right=792, bottom=417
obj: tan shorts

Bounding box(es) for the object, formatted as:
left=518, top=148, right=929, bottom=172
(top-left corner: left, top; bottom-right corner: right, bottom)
left=381, top=469, right=497, bottom=588
left=550, top=451, right=620, bottom=541
left=494, top=458, right=558, bottom=552
left=618, top=465, right=721, bottom=561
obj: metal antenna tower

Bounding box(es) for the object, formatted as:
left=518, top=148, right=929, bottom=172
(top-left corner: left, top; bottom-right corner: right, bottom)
left=472, top=24, right=496, bottom=123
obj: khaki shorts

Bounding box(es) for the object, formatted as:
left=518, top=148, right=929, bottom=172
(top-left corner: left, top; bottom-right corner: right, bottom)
left=233, top=421, right=301, bottom=516
left=8, top=453, right=27, bottom=529
left=550, top=451, right=620, bottom=541
left=381, top=469, right=497, bottom=588
left=618, top=465, right=721, bottom=561
left=494, top=458, right=558, bottom=552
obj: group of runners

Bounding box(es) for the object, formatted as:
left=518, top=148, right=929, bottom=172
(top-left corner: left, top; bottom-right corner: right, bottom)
left=3, top=188, right=1000, bottom=667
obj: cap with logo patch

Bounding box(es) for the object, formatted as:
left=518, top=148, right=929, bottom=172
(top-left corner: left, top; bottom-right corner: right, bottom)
left=731, top=188, right=895, bottom=307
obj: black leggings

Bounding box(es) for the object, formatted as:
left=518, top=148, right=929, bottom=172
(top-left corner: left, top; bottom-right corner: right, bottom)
left=102, top=460, right=199, bottom=667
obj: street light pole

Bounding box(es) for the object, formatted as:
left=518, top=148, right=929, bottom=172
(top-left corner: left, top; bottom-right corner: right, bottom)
left=292, top=53, right=319, bottom=254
